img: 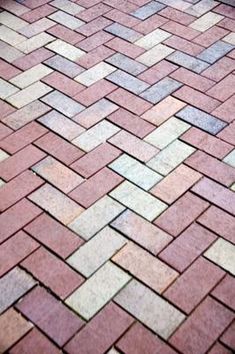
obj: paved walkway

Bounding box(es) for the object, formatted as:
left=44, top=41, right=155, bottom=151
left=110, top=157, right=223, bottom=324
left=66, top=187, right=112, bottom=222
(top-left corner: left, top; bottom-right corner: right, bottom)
left=0, top=0, right=235, bottom=353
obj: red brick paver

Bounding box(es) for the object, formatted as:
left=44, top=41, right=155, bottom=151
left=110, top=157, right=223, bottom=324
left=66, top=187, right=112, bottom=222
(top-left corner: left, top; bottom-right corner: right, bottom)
left=0, top=0, right=234, bottom=352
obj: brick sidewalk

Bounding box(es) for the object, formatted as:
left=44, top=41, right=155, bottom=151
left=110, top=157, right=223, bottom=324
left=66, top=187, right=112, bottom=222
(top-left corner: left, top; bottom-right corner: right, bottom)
left=0, top=0, right=235, bottom=353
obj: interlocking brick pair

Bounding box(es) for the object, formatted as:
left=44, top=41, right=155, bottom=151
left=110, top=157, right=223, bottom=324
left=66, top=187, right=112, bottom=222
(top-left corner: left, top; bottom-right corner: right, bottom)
left=0, top=0, right=235, bottom=353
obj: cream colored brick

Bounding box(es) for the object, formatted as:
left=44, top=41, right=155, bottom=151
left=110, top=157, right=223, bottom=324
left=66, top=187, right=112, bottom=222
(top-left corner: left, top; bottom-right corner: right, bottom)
left=137, top=44, right=174, bottom=66
left=223, top=33, right=235, bottom=45
left=50, top=0, right=84, bottom=15
left=144, top=117, right=190, bottom=149
left=0, top=78, right=19, bottom=99
left=0, top=149, right=9, bottom=162
left=69, top=196, right=125, bottom=240
left=223, top=150, right=235, bottom=168
left=205, top=238, right=235, bottom=275
left=67, top=226, right=126, bottom=277
left=16, top=32, right=55, bottom=54
left=0, top=179, right=5, bottom=188
left=135, top=29, right=171, bottom=49
left=49, top=10, right=84, bottom=30
left=75, top=62, right=116, bottom=86
left=147, top=139, right=195, bottom=176
left=0, top=11, right=28, bottom=30
left=190, top=12, right=224, bottom=32
left=110, top=181, right=167, bottom=221
left=0, top=26, right=26, bottom=46
left=46, top=39, right=85, bottom=61
left=109, top=154, right=162, bottom=190
left=19, top=18, right=55, bottom=38
left=72, top=120, right=120, bottom=152
left=6, top=82, right=52, bottom=108
left=10, top=64, right=53, bottom=89
left=65, top=262, right=131, bottom=320
left=115, top=280, right=185, bottom=339
left=0, top=42, right=23, bottom=63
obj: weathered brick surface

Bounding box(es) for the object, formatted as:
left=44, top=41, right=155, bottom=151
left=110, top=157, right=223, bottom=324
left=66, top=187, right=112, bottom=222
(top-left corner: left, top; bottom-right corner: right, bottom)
left=0, top=0, right=234, bottom=351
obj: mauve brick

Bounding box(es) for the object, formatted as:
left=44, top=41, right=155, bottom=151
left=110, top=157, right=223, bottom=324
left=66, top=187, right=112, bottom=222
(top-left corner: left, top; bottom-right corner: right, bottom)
left=24, top=213, right=83, bottom=259
left=78, top=3, right=111, bottom=22
left=74, top=79, right=117, bottom=107
left=173, top=85, right=221, bottom=113
left=159, top=223, right=217, bottom=273
left=207, top=74, right=235, bottom=102
left=164, top=35, right=203, bottom=56
left=12, top=47, right=54, bottom=71
left=181, top=127, right=233, bottom=159
left=0, top=59, right=21, bottom=80
left=9, top=328, right=60, bottom=354
left=198, top=206, right=235, bottom=244
left=193, top=26, right=229, bottom=48
left=212, top=95, right=235, bottom=123
left=77, top=16, right=112, bottom=36
left=192, top=177, right=235, bottom=216
left=161, top=20, right=200, bottom=40
left=0, top=199, right=42, bottom=244
left=16, top=286, right=84, bottom=346
left=212, top=275, right=235, bottom=311
left=117, top=322, right=177, bottom=354
left=138, top=60, right=178, bottom=85
left=47, top=24, right=84, bottom=45
left=185, top=150, right=235, bottom=186
left=105, top=8, right=140, bottom=28
left=154, top=192, right=209, bottom=237
left=0, top=170, right=44, bottom=212
left=218, top=121, right=235, bottom=146
left=77, top=45, right=114, bottom=69
left=0, top=121, right=47, bottom=154
left=71, top=142, right=122, bottom=178
left=170, top=67, right=214, bottom=92
left=77, top=30, right=113, bottom=51
left=159, top=7, right=195, bottom=25
left=108, top=88, right=152, bottom=115
left=0, top=145, right=46, bottom=181
left=65, top=302, right=134, bottom=354
left=106, top=37, right=145, bottom=59
left=164, top=257, right=224, bottom=314
left=134, top=13, right=167, bottom=34
left=0, top=231, right=39, bottom=276
left=221, top=321, right=235, bottom=351
left=21, top=247, right=83, bottom=298
left=69, top=167, right=123, bottom=208
left=170, top=297, right=234, bottom=354
left=0, top=123, right=13, bottom=140
left=108, top=108, right=155, bottom=138
left=34, top=132, right=84, bottom=165
left=42, top=71, right=85, bottom=97
left=208, top=342, right=233, bottom=354
left=203, top=57, right=235, bottom=82
left=0, top=100, right=16, bottom=118
left=21, top=4, right=56, bottom=22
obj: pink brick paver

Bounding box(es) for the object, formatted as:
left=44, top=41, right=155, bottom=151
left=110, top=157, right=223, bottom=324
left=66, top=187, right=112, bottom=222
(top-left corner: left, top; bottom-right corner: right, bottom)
left=0, top=0, right=234, bottom=352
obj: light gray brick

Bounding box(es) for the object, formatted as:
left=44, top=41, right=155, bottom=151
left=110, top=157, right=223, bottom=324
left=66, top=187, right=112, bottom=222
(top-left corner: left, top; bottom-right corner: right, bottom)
left=107, top=70, right=149, bottom=95
left=44, top=55, right=84, bottom=78
left=176, top=106, right=226, bottom=135
left=0, top=268, right=36, bottom=314
left=131, top=1, right=165, bottom=20
left=115, top=280, right=185, bottom=339
left=41, top=90, right=84, bottom=118
left=106, top=53, right=147, bottom=76
left=105, top=23, right=141, bottom=43
left=197, top=40, right=234, bottom=64
left=140, top=77, right=182, bottom=104
left=167, top=51, right=210, bottom=73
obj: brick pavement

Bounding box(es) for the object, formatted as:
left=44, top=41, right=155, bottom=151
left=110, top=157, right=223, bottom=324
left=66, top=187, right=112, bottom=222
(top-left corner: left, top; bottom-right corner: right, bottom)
left=0, top=0, right=235, bottom=353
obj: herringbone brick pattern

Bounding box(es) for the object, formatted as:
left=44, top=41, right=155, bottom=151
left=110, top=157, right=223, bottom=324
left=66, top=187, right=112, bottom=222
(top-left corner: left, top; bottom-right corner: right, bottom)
left=0, top=0, right=235, bottom=353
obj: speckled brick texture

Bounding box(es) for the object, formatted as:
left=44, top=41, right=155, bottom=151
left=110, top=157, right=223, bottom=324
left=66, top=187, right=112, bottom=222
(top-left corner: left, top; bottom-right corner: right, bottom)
left=0, top=0, right=234, bottom=352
